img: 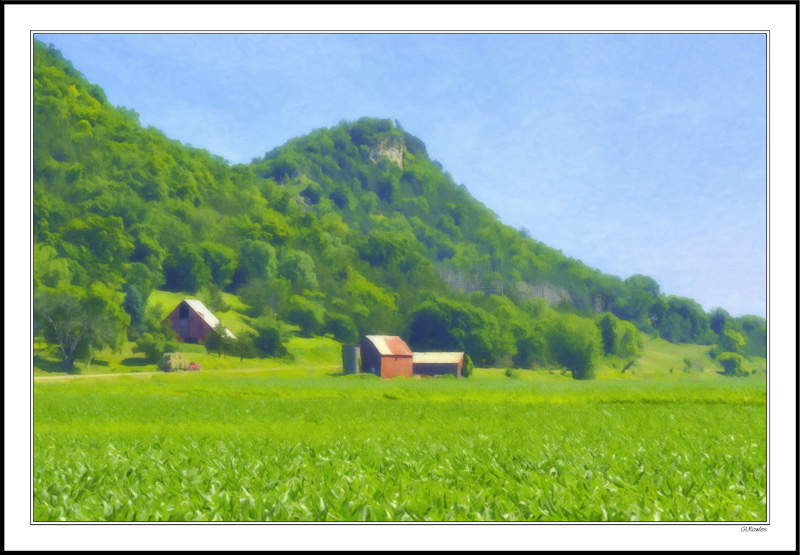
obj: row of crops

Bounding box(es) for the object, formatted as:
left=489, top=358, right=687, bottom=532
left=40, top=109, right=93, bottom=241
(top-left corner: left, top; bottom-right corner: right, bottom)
left=33, top=370, right=767, bottom=521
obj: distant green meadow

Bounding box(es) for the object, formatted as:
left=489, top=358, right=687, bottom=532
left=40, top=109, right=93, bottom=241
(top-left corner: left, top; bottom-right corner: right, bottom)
left=33, top=368, right=766, bottom=522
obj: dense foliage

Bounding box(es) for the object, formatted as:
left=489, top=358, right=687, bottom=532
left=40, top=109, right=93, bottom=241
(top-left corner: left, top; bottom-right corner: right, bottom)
left=32, top=40, right=766, bottom=376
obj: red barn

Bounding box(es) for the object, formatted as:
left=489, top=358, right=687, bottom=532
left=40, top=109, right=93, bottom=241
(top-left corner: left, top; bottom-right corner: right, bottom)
left=162, top=299, right=236, bottom=345
left=359, top=335, right=413, bottom=379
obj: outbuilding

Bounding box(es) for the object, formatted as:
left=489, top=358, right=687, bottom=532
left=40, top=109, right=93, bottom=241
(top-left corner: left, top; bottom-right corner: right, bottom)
left=359, top=335, right=414, bottom=379
left=162, top=299, right=236, bottom=345
left=412, top=352, right=464, bottom=379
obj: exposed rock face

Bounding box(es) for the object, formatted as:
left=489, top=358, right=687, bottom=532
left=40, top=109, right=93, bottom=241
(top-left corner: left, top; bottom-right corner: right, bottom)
left=438, top=269, right=574, bottom=307
left=369, top=137, right=404, bottom=169
left=592, top=293, right=606, bottom=313
left=524, top=282, right=572, bottom=306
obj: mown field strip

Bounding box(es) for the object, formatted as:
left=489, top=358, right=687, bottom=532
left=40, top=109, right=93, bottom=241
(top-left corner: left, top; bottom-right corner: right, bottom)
left=32, top=365, right=341, bottom=381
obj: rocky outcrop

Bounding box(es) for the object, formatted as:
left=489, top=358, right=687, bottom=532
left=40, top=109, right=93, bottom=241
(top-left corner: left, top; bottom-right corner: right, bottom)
left=369, top=136, right=404, bottom=169
left=513, top=281, right=573, bottom=306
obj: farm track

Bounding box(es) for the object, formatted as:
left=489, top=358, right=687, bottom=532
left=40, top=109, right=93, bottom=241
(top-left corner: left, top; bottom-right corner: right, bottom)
left=33, top=364, right=341, bottom=381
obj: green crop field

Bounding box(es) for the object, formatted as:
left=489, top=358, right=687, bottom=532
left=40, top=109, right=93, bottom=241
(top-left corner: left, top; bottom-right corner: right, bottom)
left=33, top=366, right=766, bottom=522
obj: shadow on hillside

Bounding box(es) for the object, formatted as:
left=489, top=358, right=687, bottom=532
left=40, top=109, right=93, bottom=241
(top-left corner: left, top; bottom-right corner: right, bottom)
left=121, top=356, right=150, bottom=367
left=33, top=353, right=75, bottom=375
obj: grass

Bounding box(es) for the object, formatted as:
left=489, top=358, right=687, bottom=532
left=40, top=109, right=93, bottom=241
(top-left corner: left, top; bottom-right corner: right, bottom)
left=33, top=368, right=766, bottom=522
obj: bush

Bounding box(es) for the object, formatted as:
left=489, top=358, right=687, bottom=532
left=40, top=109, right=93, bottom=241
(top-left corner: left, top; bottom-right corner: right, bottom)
left=133, top=332, right=177, bottom=363
left=462, top=354, right=474, bottom=378
left=545, top=313, right=601, bottom=380
left=251, top=321, right=289, bottom=358
left=718, top=352, right=747, bottom=377
left=505, top=368, right=521, bottom=380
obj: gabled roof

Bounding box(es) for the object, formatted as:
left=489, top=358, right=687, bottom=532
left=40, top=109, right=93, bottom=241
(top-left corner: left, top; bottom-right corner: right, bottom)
left=363, top=335, right=413, bottom=357
left=412, top=352, right=464, bottom=364
left=182, top=299, right=236, bottom=339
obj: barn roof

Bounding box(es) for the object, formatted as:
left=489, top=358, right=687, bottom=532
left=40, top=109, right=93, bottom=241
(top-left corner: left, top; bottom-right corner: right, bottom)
left=182, top=299, right=236, bottom=339
left=363, top=335, right=413, bottom=357
left=412, top=352, right=464, bottom=364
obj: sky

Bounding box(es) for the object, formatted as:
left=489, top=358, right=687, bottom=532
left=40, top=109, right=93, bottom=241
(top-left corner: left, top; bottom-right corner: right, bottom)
left=35, top=33, right=767, bottom=317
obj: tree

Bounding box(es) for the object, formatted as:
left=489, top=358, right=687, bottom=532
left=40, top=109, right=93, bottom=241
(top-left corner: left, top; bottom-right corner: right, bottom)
left=512, top=329, right=548, bottom=369
left=231, top=240, right=278, bottom=289
left=598, top=314, right=616, bottom=356
left=285, top=295, right=325, bottom=337
left=200, top=282, right=230, bottom=313
left=123, top=262, right=164, bottom=305
left=545, top=313, right=601, bottom=380
left=204, top=323, right=232, bottom=357
left=325, top=312, right=359, bottom=344
left=231, top=333, right=259, bottom=361
left=162, top=245, right=211, bottom=293
left=201, top=241, right=238, bottom=288
left=710, top=308, right=730, bottom=336
left=133, top=332, right=174, bottom=363
left=279, top=249, right=318, bottom=292
left=60, top=214, right=134, bottom=272
left=719, top=328, right=746, bottom=355
left=718, top=352, right=746, bottom=377
left=462, top=354, right=474, bottom=378
left=407, top=296, right=513, bottom=366
left=123, top=283, right=145, bottom=339
left=617, top=321, right=643, bottom=361
left=34, top=284, right=127, bottom=371
left=251, top=320, right=289, bottom=358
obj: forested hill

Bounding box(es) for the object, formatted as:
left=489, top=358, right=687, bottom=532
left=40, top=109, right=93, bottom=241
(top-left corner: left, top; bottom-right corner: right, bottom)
left=32, top=39, right=766, bottom=372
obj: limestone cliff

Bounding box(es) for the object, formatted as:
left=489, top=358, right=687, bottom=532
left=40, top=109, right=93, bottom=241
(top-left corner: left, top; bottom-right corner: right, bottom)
left=369, top=136, right=404, bottom=169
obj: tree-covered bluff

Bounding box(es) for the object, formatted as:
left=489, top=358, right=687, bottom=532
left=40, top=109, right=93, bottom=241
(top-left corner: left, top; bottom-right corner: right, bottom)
left=32, top=40, right=765, bottom=375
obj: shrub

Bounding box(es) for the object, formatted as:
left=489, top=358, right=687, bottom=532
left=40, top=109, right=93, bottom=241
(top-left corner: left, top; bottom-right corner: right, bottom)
left=505, top=368, right=521, bottom=380
left=621, top=359, right=635, bottom=374
left=718, top=352, right=747, bottom=377
left=462, top=354, right=474, bottom=378
left=251, top=321, right=289, bottom=358
left=133, top=332, right=178, bottom=363
left=545, top=313, right=601, bottom=380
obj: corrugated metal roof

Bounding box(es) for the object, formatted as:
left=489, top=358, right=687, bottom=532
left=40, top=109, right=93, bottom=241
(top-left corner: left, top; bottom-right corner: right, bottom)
left=412, top=352, right=464, bottom=364
left=183, top=299, right=236, bottom=339
left=364, top=335, right=413, bottom=356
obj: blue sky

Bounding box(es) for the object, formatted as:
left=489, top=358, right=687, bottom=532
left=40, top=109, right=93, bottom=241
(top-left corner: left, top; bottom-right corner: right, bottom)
left=35, top=33, right=767, bottom=317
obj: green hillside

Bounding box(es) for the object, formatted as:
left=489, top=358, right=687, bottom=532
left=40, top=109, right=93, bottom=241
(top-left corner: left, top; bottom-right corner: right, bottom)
left=32, top=39, right=766, bottom=377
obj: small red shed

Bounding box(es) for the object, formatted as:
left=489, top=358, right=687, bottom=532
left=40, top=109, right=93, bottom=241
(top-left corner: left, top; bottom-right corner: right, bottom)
left=359, top=335, right=414, bottom=379
left=162, top=299, right=236, bottom=345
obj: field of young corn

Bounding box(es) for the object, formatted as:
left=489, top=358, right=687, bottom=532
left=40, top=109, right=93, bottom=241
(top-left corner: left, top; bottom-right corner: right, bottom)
left=33, top=369, right=767, bottom=522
